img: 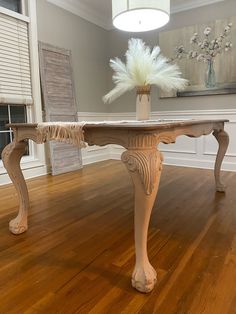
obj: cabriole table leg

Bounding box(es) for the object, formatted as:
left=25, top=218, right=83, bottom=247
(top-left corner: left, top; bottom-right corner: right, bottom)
left=122, top=148, right=163, bottom=293
left=2, top=140, right=29, bottom=235
left=213, top=129, right=229, bottom=192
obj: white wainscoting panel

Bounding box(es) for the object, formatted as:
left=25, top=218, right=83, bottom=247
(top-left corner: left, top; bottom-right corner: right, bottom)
left=203, top=121, right=236, bottom=157
left=79, top=110, right=236, bottom=171
left=0, top=158, right=48, bottom=186
left=78, top=112, right=111, bottom=165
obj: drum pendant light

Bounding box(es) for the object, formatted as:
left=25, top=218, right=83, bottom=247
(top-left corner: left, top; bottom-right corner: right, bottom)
left=112, top=0, right=170, bottom=32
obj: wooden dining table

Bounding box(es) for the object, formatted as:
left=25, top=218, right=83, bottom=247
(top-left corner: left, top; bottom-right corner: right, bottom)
left=1, top=119, right=229, bottom=293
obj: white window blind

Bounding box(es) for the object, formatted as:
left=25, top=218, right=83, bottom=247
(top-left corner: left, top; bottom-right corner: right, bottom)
left=0, top=11, right=32, bottom=105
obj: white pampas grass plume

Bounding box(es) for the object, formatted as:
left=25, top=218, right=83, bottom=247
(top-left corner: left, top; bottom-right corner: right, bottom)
left=103, top=38, right=188, bottom=104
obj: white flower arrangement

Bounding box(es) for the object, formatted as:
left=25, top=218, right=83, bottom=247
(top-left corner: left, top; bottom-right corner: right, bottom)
left=103, top=38, right=188, bottom=104
left=173, top=23, right=233, bottom=63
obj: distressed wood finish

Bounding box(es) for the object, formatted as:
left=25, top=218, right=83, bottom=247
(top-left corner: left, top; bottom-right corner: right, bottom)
left=2, top=141, right=29, bottom=234
left=213, top=129, right=230, bottom=192
left=1, top=119, right=229, bottom=293
left=122, top=143, right=163, bottom=292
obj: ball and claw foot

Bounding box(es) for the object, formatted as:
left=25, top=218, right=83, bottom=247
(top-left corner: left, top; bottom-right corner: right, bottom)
left=9, top=217, right=28, bottom=235
left=216, top=183, right=226, bottom=193
left=131, top=263, right=157, bottom=293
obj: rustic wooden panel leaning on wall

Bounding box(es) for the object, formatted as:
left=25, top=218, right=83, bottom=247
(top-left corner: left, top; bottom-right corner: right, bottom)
left=38, top=42, right=82, bottom=175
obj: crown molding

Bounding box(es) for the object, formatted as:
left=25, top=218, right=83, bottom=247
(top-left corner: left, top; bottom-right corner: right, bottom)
left=47, top=0, right=225, bottom=31
left=47, top=0, right=111, bottom=30
left=171, top=0, right=225, bottom=14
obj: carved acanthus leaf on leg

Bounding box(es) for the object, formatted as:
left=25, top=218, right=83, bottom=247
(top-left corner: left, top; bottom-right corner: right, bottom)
left=122, top=148, right=163, bottom=293
left=122, top=149, right=163, bottom=195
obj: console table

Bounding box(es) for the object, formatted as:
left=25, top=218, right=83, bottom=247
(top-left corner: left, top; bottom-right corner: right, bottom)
left=1, top=119, right=229, bottom=293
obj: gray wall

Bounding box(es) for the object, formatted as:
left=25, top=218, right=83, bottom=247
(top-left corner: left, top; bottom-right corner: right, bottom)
left=36, top=0, right=236, bottom=114
left=36, top=0, right=109, bottom=113
left=107, top=0, right=236, bottom=113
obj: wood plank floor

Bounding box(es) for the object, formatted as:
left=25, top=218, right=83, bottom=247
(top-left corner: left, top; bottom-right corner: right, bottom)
left=0, top=160, right=236, bottom=314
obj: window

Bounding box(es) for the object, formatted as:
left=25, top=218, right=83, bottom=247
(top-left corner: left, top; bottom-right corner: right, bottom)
left=0, top=105, right=28, bottom=157
left=0, top=0, right=21, bottom=13
left=0, top=0, right=32, bottom=161
left=0, top=0, right=42, bottom=176
left=0, top=11, right=32, bottom=106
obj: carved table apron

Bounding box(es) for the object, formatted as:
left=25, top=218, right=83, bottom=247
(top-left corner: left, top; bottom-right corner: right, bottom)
left=1, top=119, right=229, bottom=293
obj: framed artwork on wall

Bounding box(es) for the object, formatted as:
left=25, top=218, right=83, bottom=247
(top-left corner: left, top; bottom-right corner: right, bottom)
left=159, top=16, right=236, bottom=98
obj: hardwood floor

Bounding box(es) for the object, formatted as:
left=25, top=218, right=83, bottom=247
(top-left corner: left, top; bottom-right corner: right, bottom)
left=0, top=160, right=236, bottom=313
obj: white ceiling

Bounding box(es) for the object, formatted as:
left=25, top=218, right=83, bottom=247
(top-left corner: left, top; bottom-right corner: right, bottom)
left=47, top=0, right=225, bottom=30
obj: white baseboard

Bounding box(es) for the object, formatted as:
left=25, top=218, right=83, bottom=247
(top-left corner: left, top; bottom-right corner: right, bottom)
left=0, top=144, right=47, bottom=186
left=109, top=149, right=236, bottom=172
left=82, top=148, right=110, bottom=165
left=0, top=164, right=48, bottom=186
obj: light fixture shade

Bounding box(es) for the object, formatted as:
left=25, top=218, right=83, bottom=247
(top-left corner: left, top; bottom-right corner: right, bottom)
left=112, top=0, right=170, bottom=32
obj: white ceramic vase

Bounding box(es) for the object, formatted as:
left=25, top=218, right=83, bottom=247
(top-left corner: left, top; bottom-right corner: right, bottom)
left=136, top=86, right=151, bottom=121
